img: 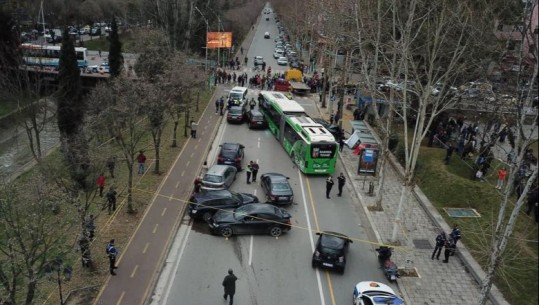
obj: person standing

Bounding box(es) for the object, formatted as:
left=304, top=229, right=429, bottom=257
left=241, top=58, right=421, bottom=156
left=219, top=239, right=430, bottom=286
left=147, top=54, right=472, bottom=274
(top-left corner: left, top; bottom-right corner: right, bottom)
left=190, top=120, right=198, bottom=139
left=450, top=224, right=462, bottom=247
left=431, top=232, right=446, bottom=260
left=215, top=99, right=220, bottom=114
left=136, top=151, right=147, bottom=175
left=444, top=143, right=454, bottom=165
left=219, top=97, right=225, bottom=116
left=326, top=176, right=334, bottom=199
left=97, top=173, right=105, bottom=197
left=98, top=49, right=102, bottom=57
left=442, top=239, right=456, bottom=263
left=526, top=189, right=538, bottom=217
left=107, top=156, right=116, bottom=178
left=337, top=173, right=346, bottom=197
left=194, top=176, right=202, bottom=193
left=222, top=269, right=238, bottom=305
left=496, top=167, right=507, bottom=189
left=249, top=98, right=256, bottom=110
left=106, top=186, right=117, bottom=215
left=106, top=239, right=119, bottom=275
left=251, top=161, right=259, bottom=182
left=246, top=162, right=253, bottom=184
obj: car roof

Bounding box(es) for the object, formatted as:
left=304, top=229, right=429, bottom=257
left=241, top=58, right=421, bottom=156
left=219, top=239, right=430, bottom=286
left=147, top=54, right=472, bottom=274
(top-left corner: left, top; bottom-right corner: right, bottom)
left=241, top=203, right=278, bottom=214
left=355, top=281, right=398, bottom=296
left=222, top=142, right=242, bottom=149
left=249, top=110, right=263, bottom=116
left=229, top=106, right=242, bottom=111
left=193, top=189, right=233, bottom=201
left=263, top=172, right=288, bottom=181
left=206, top=164, right=235, bottom=175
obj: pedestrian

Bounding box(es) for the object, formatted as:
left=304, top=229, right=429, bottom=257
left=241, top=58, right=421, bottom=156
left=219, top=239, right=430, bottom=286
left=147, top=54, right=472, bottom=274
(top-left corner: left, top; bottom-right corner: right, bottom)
left=107, top=156, right=116, bottom=178
left=215, top=99, right=220, bottom=114
left=337, top=173, right=346, bottom=197
left=251, top=161, right=259, bottom=182
left=450, top=224, right=461, bottom=247
left=353, top=107, right=361, bottom=120
left=249, top=98, right=256, bottom=110
left=246, top=162, right=253, bottom=184
left=136, top=151, right=147, bottom=175
left=106, top=186, right=117, bottom=215
left=98, top=49, right=102, bottom=57
left=219, top=97, right=225, bottom=116
left=190, top=120, right=198, bottom=138
left=339, top=136, right=345, bottom=152
left=106, top=239, right=119, bottom=275
left=444, top=143, right=454, bottom=165
left=194, top=176, right=202, bottom=193
left=97, top=173, right=105, bottom=197
left=222, top=269, right=238, bottom=305
left=442, top=238, right=456, bottom=263
left=496, top=167, right=507, bottom=189
left=526, top=189, right=538, bottom=217
left=85, top=214, right=96, bottom=241
left=240, top=46, right=243, bottom=55
left=431, top=232, right=446, bottom=260
left=79, top=236, right=92, bottom=268
left=325, top=176, right=334, bottom=199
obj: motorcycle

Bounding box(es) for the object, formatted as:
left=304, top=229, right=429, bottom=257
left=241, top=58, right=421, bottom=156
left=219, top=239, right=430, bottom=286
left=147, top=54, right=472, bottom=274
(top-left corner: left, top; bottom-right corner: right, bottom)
left=375, top=246, right=399, bottom=281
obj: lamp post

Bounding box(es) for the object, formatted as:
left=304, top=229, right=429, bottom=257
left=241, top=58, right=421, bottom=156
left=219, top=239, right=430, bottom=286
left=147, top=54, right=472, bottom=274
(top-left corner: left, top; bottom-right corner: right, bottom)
left=45, top=258, right=72, bottom=305
left=194, top=6, right=209, bottom=74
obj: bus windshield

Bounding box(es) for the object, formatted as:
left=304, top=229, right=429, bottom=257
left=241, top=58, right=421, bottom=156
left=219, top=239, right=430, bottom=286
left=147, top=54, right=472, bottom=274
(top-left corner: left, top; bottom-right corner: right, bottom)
left=311, top=143, right=337, bottom=159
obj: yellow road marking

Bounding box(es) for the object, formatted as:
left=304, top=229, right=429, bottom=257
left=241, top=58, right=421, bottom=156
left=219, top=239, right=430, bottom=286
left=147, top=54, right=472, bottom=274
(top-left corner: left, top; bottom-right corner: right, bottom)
left=325, top=272, right=337, bottom=305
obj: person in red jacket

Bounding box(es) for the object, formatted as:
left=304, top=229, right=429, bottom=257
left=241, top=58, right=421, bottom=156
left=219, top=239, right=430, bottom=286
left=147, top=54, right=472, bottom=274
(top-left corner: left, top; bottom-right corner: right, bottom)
left=97, top=173, right=105, bottom=197
left=136, top=151, right=147, bottom=175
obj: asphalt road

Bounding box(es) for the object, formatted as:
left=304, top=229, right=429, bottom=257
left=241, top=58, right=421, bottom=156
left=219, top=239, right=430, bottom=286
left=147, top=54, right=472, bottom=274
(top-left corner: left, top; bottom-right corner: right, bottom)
left=154, top=9, right=398, bottom=305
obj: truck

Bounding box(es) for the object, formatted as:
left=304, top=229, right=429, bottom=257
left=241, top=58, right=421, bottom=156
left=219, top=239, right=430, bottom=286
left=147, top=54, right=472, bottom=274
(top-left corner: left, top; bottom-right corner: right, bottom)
left=284, top=69, right=310, bottom=95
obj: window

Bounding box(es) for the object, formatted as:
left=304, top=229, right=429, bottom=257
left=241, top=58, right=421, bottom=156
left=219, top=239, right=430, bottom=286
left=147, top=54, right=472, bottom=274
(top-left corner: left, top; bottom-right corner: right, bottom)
left=284, top=122, right=301, bottom=144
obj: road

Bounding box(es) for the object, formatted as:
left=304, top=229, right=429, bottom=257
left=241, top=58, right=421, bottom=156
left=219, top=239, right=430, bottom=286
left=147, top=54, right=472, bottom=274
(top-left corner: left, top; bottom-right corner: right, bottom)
left=152, top=7, right=397, bottom=305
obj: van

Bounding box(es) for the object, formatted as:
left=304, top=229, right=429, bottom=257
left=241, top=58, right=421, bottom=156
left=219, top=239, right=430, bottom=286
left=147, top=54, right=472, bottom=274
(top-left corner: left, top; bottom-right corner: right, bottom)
left=201, top=165, right=238, bottom=190
left=229, top=87, right=248, bottom=106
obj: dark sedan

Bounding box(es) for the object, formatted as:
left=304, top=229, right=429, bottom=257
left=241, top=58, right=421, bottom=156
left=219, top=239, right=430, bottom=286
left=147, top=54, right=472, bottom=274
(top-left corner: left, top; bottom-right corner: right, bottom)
left=217, top=142, right=245, bottom=170
left=208, top=203, right=292, bottom=238
left=227, top=106, right=244, bottom=123
left=244, top=110, right=267, bottom=129
left=312, top=231, right=353, bottom=274
left=260, top=173, right=294, bottom=205
left=188, top=189, right=258, bottom=222
left=312, top=118, right=343, bottom=140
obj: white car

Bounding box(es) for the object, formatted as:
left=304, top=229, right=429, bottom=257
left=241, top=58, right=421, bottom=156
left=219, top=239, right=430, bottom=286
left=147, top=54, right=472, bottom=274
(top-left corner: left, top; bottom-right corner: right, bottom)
left=254, top=56, right=264, bottom=65
left=264, top=32, right=270, bottom=39
left=273, top=49, right=284, bottom=58
left=277, top=57, right=288, bottom=66
left=353, top=281, right=404, bottom=305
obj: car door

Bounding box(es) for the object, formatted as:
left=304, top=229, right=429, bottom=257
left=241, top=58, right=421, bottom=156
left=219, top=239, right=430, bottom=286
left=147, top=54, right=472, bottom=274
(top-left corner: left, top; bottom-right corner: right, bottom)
left=260, top=176, right=269, bottom=197
left=224, top=167, right=235, bottom=188
left=241, top=213, right=268, bottom=234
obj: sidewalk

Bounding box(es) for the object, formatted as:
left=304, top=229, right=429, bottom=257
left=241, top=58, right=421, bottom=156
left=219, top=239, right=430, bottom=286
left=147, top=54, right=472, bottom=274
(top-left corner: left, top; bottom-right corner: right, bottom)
left=318, top=109, right=508, bottom=305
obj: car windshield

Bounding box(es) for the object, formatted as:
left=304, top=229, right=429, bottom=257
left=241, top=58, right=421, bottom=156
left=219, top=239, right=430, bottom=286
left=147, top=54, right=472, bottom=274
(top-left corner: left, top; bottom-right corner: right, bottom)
left=203, top=174, right=223, bottom=183
left=320, top=235, right=345, bottom=251
left=229, top=107, right=242, bottom=114
left=221, top=148, right=237, bottom=158
left=272, top=182, right=291, bottom=192
left=252, top=115, right=263, bottom=120
left=230, top=92, right=243, bottom=100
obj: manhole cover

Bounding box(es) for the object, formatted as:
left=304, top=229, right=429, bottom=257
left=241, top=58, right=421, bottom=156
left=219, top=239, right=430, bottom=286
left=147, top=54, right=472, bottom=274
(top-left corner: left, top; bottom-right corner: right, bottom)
left=444, top=208, right=481, bottom=218
left=413, top=239, right=432, bottom=249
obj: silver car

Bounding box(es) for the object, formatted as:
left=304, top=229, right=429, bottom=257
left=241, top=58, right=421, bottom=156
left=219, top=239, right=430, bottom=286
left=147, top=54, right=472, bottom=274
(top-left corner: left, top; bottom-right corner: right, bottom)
left=201, top=165, right=237, bottom=190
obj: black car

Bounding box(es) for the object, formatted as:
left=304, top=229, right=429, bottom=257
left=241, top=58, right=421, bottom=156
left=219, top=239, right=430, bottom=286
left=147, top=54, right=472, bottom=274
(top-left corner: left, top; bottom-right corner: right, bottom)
left=244, top=110, right=267, bottom=129
left=260, top=173, right=294, bottom=205
left=227, top=106, right=244, bottom=123
left=208, top=203, right=292, bottom=238
left=312, top=118, right=343, bottom=140
left=188, top=189, right=259, bottom=222
left=312, top=231, right=352, bottom=274
left=217, top=142, right=245, bottom=170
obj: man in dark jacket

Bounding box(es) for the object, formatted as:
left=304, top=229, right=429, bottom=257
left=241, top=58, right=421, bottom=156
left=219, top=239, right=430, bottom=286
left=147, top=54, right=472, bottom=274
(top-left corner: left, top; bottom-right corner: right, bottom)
left=431, top=232, right=446, bottom=260
left=337, top=173, right=346, bottom=197
left=326, top=176, right=334, bottom=199
left=222, top=269, right=238, bottom=305
left=442, top=239, right=456, bottom=263
left=450, top=224, right=462, bottom=247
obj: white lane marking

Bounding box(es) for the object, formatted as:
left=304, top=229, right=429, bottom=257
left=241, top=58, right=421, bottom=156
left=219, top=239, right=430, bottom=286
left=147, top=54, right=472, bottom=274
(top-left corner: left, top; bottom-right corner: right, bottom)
left=161, top=223, right=193, bottom=305
left=257, top=137, right=261, bottom=148
left=253, top=189, right=257, bottom=196
left=248, top=235, right=254, bottom=266
left=298, top=170, right=326, bottom=305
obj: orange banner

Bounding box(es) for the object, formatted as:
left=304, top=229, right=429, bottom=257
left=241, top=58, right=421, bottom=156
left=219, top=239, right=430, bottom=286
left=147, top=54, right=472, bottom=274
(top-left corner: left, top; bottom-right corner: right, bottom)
left=207, top=32, right=232, bottom=49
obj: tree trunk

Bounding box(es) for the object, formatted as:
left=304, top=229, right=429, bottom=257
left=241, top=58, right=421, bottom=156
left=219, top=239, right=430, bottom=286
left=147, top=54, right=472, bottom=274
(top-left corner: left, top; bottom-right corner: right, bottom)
left=391, top=179, right=412, bottom=242
left=374, top=149, right=387, bottom=209
left=24, top=270, right=36, bottom=305
left=127, top=162, right=135, bottom=214
left=153, top=129, right=162, bottom=174
left=183, top=0, right=194, bottom=51
left=172, top=121, right=179, bottom=147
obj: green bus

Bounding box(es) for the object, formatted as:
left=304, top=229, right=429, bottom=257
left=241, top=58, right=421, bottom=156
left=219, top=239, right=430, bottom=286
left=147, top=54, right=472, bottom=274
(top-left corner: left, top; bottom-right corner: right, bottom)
left=258, top=91, right=338, bottom=174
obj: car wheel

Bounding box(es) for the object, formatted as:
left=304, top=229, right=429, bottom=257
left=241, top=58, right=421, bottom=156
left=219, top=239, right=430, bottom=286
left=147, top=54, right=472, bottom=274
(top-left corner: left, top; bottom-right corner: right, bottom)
left=338, top=267, right=345, bottom=274
left=269, top=226, right=283, bottom=237
left=311, top=259, right=317, bottom=268
left=220, top=227, right=233, bottom=238
left=202, top=212, right=213, bottom=223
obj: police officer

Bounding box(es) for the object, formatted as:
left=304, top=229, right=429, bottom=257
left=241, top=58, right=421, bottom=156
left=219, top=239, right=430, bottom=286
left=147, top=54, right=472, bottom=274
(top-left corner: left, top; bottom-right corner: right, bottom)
left=326, top=176, right=334, bottom=199
left=246, top=163, right=253, bottom=184
left=442, top=238, right=456, bottom=263
left=450, top=224, right=462, bottom=247
left=431, top=232, right=446, bottom=260
left=337, top=173, right=346, bottom=197
left=106, top=239, right=119, bottom=275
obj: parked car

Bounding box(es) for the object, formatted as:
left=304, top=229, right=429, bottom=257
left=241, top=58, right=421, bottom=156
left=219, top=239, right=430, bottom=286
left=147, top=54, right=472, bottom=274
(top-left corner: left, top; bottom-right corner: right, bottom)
left=312, top=118, right=342, bottom=140
left=290, top=61, right=301, bottom=69
left=201, top=165, right=237, bottom=190
left=98, top=63, right=110, bottom=73
left=264, top=32, right=270, bottom=39
left=312, top=231, right=353, bottom=274
left=353, top=281, right=404, bottom=305
left=208, top=203, right=292, bottom=238
left=188, top=189, right=258, bottom=222
left=217, top=142, right=245, bottom=170
left=90, top=27, right=101, bottom=36
left=260, top=173, right=293, bottom=205
left=244, top=110, right=267, bottom=129
left=227, top=106, right=244, bottom=124
left=273, top=49, right=284, bottom=59
left=277, top=57, right=288, bottom=66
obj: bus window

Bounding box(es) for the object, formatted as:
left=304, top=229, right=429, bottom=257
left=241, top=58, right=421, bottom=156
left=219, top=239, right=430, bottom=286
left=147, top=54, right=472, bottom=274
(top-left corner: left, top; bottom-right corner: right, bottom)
left=311, top=143, right=336, bottom=158
left=284, top=122, right=301, bottom=144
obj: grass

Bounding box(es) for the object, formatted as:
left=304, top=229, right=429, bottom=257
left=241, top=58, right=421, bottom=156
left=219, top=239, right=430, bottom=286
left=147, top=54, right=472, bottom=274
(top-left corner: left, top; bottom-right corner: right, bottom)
left=0, top=97, right=20, bottom=117
left=414, top=145, right=538, bottom=305
left=82, top=33, right=138, bottom=53
left=6, top=89, right=214, bottom=305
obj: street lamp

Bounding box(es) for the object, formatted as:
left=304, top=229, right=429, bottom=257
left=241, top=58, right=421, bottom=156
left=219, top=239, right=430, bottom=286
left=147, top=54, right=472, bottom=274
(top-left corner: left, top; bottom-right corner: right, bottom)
left=194, top=6, right=209, bottom=74
left=45, top=258, right=72, bottom=305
